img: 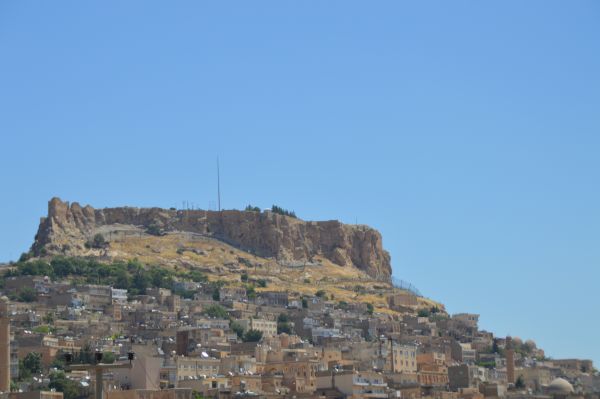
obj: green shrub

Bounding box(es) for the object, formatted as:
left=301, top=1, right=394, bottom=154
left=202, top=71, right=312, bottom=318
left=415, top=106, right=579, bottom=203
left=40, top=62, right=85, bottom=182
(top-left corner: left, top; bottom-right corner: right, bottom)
left=49, top=371, right=80, bottom=399
left=277, top=313, right=289, bottom=323
left=101, top=352, right=116, bottom=364
left=18, top=287, right=37, bottom=302
left=19, top=252, right=33, bottom=262
left=242, top=329, right=263, bottom=342
left=187, top=270, right=207, bottom=283
left=145, top=224, right=163, bottom=236
left=203, top=304, right=229, bottom=319
left=230, top=321, right=245, bottom=339
left=271, top=205, right=296, bottom=218
left=33, top=325, right=50, bottom=334
left=86, top=234, right=107, bottom=249
left=515, top=375, right=525, bottom=389
left=22, top=352, right=42, bottom=374
left=173, top=288, right=195, bottom=299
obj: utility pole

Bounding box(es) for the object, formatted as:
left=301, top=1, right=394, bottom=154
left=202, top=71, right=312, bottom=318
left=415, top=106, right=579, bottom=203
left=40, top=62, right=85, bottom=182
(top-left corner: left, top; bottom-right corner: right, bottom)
left=65, top=351, right=135, bottom=399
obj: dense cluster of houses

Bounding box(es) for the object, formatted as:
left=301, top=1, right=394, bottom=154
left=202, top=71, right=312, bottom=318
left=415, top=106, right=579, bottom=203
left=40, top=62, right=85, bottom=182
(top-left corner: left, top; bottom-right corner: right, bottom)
left=0, top=272, right=598, bottom=399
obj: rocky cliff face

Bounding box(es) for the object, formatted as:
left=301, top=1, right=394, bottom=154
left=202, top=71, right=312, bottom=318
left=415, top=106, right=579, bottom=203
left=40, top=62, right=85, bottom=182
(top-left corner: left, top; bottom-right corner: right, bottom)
left=32, top=198, right=392, bottom=279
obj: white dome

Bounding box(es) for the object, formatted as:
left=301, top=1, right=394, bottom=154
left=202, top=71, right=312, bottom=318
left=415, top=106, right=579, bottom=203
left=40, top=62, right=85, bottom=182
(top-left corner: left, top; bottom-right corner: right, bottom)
left=548, top=378, right=574, bottom=395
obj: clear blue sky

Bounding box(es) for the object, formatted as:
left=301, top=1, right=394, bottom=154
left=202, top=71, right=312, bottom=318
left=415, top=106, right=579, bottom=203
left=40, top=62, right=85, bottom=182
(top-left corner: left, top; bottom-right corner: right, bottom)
left=1, top=1, right=599, bottom=365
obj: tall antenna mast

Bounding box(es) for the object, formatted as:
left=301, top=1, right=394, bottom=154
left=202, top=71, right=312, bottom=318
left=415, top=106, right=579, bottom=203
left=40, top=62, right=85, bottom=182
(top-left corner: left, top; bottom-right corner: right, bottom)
left=217, top=156, right=221, bottom=211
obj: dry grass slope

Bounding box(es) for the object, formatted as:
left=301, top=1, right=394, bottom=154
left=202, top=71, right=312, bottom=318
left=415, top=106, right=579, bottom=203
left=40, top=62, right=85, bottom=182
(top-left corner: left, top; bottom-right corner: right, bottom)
left=104, top=231, right=442, bottom=314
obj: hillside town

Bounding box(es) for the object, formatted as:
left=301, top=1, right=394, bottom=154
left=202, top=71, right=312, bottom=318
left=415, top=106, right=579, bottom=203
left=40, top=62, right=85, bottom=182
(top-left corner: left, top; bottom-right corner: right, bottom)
left=3, top=1, right=599, bottom=399
left=0, top=256, right=597, bottom=399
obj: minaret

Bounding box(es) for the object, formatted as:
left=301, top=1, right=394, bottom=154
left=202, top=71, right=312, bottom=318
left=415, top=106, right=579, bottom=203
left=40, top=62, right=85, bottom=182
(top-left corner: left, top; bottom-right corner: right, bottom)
left=506, top=336, right=515, bottom=385
left=0, top=296, right=10, bottom=392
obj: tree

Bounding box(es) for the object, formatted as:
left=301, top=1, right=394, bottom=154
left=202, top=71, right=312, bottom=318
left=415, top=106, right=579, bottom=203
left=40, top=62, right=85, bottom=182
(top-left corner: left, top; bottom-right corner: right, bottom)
left=18, top=361, right=31, bottom=380
left=51, top=257, right=74, bottom=277
left=92, top=234, right=106, bottom=248
left=23, top=352, right=42, bottom=374
left=271, top=205, right=296, bottom=218
left=240, top=273, right=249, bottom=283
left=19, top=252, right=33, bottom=262
left=76, top=343, right=94, bottom=364
left=18, top=287, right=37, bottom=302
left=187, top=270, right=207, bottom=283
left=203, top=304, right=230, bottom=319
left=111, top=266, right=132, bottom=290
left=149, top=267, right=173, bottom=289
left=315, top=290, right=327, bottom=298
left=131, top=267, right=150, bottom=295
left=515, top=375, right=525, bottom=389
left=277, top=323, right=292, bottom=335
left=417, top=309, right=430, bottom=318
left=230, top=322, right=245, bottom=339
left=145, top=224, right=163, bottom=236
left=102, top=352, right=116, bottom=364
left=242, top=329, right=263, bottom=342
left=49, top=371, right=80, bottom=399
left=301, top=298, right=308, bottom=308
left=51, top=351, right=66, bottom=370
left=366, top=303, right=374, bottom=315
left=492, top=338, right=500, bottom=354
left=244, top=205, right=261, bottom=212
left=44, top=312, right=55, bottom=324
left=15, top=259, right=53, bottom=277
left=212, top=289, right=220, bottom=301
left=173, top=288, right=195, bottom=300
left=277, top=312, right=292, bottom=334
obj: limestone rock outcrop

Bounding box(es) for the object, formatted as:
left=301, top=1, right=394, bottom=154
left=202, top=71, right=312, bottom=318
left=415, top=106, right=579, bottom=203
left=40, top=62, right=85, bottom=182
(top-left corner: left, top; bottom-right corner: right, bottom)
left=32, top=198, right=392, bottom=279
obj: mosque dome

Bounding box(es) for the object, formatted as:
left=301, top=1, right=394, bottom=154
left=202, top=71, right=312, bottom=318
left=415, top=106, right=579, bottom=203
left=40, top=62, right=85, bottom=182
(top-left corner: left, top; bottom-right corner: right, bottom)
left=547, top=378, right=574, bottom=395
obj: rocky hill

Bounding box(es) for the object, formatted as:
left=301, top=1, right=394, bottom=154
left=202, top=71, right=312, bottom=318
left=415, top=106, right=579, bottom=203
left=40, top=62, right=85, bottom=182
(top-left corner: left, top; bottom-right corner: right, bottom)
left=32, top=198, right=392, bottom=280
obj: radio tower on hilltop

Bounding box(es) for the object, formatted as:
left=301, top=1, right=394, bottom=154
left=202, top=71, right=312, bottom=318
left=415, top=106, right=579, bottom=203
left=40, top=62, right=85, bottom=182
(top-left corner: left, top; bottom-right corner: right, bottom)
left=217, top=156, right=221, bottom=211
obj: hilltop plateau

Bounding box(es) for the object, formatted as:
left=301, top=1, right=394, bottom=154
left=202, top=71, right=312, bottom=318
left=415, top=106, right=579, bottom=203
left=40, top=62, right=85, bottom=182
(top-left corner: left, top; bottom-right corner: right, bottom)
left=22, top=198, right=440, bottom=314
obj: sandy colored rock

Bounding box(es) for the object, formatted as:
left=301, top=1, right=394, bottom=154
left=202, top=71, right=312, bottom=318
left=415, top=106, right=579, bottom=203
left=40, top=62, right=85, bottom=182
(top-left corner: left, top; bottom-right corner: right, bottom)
left=32, top=197, right=392, bottom=279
